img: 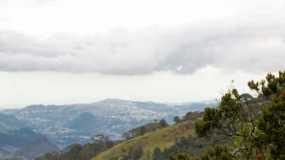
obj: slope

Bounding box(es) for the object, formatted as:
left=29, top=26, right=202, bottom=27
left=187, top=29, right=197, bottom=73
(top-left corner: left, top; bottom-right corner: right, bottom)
left=92, top=119, right=196, bottom=160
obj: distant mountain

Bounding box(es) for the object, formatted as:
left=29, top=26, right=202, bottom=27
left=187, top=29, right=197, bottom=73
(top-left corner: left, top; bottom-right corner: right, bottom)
left=0, top=113, right=28, bottom=132
left=2, top=99, right=214, bottom=148
left=0, top=114, right=58, bottom=160
left=65, top=112, right=101, bottom=133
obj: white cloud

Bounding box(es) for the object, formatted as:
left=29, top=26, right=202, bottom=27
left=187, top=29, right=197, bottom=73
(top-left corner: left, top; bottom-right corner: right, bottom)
left=0, top=0, right=284, bottom=74
left=0, top=0, right=284, bottom=107
left=0, top=21, right=284, bottom=74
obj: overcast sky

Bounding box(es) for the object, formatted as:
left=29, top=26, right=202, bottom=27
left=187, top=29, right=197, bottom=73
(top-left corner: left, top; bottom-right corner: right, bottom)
left=0, top=0, right=284, bottom=108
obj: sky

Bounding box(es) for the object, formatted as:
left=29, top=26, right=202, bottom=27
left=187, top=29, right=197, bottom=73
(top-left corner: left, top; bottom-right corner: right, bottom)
left=0, top=0, right=284, bottom=108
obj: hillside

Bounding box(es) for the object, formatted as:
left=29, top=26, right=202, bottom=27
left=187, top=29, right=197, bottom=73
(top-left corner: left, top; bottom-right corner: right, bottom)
left=92, top=71, right=285, bottom=160
left=2, top=99, right=209, bottom=148
left=0, top=128, right=58, bottom=160
left=36, top=71, right=285, bottom=160
left=92, top=118, right=197, bottom=160
left=0, top=114, right=58, bottom=160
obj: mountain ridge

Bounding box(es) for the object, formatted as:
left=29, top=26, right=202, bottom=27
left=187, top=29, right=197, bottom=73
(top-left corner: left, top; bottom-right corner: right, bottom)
left=1, top=99, right=213, bottom=148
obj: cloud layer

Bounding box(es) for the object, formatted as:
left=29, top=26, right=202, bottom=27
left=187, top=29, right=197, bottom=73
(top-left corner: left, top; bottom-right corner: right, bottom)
left=1, top=0, right=285, bottom=75
left=0, top=20, right=284, bottom=75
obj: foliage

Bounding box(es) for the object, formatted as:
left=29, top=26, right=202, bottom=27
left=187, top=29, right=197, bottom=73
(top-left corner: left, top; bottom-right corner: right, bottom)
left=201, top=145, right=235, bottom=160
left=193, top=70, right=285, bottom=160
left=169, top=152, right=197, bottom=160
left=123, top=119, right=169, bottom=139
left=96, top=71, right=285, bottom=160
left=159, top=119, right=169, bottom=127
left=174, top=116, right=181, bottom=123
left=248, top=71, right=285, bottom=97
left=195, top=89, right=243, bottom=138
left=152, top=136, right=212, bottom=160
left=36, top=135, right=115, bottom=160
left=38, top=70, right=285, bottom=160
left=93, top=117, right=199, bottom=160
left=256, top=91, right=285, bottom=159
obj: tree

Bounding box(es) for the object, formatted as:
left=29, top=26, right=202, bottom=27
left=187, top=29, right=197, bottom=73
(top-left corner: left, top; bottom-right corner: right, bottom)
left=195, top=70, right=285, bottom=160
left=169, top=153, right=196, bottom=160
left=159, top=119, right=169, bottom=127
left=35, top=152, right=60, bottom=160
left=153, top=147, right=164, bottom=160
left=195, top=88, right=264, bottom=160
left=195, top=89, right=244, bottom=138
left=63, top=144, right=82, bottom=160
left=174, top=116, right=181, bottom=123
left=255, top=90, right=285, bottom=159
left=201, top=145, right=235, bottom=160
left=248, top=80, right=259, bottom=93
left=248, top=71, right=285, bottom=97
left=127, top=144, right=143, bottom=160
left=36, top=134, right=115, bottom=160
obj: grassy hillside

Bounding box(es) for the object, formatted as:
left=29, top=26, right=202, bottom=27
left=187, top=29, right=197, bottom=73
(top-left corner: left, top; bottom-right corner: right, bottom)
left=93, top=119, right=196, bottom=160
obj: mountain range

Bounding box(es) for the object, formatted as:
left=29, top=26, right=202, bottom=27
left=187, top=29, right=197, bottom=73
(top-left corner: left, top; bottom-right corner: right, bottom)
left=0, top=114, right=57, bottom=160
left=0, top=99, right=214, bottom=159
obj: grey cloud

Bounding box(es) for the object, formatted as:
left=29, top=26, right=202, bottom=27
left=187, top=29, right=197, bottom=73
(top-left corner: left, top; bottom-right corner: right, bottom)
left=0, top=22, right=285, bottom=75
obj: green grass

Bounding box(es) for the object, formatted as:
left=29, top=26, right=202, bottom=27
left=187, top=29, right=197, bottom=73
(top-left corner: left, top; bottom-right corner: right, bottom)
left=92, top=120, right=196, bottom=160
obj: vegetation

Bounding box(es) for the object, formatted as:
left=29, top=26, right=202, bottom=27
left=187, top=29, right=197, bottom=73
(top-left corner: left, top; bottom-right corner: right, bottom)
left=122, top=119, right=169, bottom=140
left=36, top=135, right=115, bottom=160
left=37, top=70, right=285, bottom=160
left=172, top=71, right=285, bottom=160
left=93, top=118, right=197, bottom=160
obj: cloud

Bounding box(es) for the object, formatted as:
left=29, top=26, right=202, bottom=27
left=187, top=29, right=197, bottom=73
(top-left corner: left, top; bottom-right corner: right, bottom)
left=0, top=19, right=285, bottom=75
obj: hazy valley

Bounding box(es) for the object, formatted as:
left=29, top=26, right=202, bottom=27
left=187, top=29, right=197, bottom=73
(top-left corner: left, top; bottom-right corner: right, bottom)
left=0, top=99, right=212, bottom=159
